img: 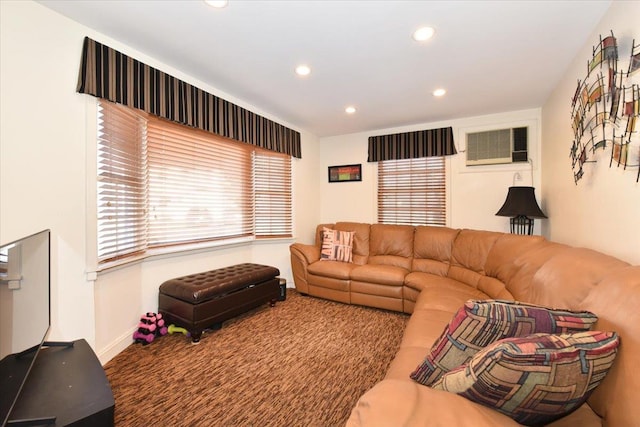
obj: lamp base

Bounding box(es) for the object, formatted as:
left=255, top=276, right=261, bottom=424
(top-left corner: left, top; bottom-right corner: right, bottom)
left=510, top=215, right=535, bottom=235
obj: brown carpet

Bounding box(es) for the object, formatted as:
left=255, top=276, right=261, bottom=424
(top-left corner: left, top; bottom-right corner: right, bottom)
left=104, top=290, right=409, bottom=427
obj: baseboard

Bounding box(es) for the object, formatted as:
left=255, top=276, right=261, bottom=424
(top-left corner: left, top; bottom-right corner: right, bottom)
left=97, top=326, right=137, bottom=365
left=98, top=280, right=295, bottom=365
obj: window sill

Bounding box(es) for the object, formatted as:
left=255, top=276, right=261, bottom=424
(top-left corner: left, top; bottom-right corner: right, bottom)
left=94, top=236, right=264, bottom=275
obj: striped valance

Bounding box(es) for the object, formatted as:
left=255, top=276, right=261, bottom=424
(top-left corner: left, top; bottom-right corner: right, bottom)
left=77, top=37, right=301, bottom=158
left=367, top=127, right=456, bottom=162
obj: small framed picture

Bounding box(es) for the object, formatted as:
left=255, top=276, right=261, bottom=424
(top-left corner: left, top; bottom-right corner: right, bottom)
left=328, top=164, right=362, bottom=183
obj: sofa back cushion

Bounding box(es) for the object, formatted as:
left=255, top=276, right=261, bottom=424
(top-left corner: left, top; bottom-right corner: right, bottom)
left=499, top=240, right=565, bottom=301
left=412, top=226, right=459, bottom=276
left=516, top=245, right=629, bottom=310
left=368, top=224, right=414, bottom=270
left=448, top=229, right=502, bottom=289
left=580, top=266, right=640, bottom=426
left=475, top=233, right=547, bottom=300
left=335, top=222, right=371, bottom=265
left=475, top=276, right=515, bottom=300
left=484, top=233, right=547, bottom=284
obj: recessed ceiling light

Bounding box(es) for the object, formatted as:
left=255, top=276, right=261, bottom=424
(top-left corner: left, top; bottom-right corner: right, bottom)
left=295, top=64, right=311, bottom=76
left=433, top=88, right=446, bottom=97
left=413, top=26, right=435, bottom=42
left=345, top=106, right=357, bottom=114
left=204, top=0, right=228, bottom=7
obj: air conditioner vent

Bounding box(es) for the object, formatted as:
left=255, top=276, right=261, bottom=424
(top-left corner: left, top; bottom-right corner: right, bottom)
left=466, top=127, right=528, bottom=166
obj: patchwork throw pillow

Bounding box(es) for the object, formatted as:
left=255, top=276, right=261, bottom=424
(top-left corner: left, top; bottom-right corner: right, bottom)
left=410, top=300, right=598, bottom=386
left=320, top=227, right=355, bottom=263
left=431, top=331, right=620, bottom=426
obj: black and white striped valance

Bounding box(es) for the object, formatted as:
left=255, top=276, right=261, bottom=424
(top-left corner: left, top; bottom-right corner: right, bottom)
left=77, top=37, right=301, bottom=158
left=367, top=127, right=456, bottom=162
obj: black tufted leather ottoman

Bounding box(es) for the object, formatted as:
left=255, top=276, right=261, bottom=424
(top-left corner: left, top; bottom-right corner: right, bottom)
left=158, top=263, right=280, bottom=342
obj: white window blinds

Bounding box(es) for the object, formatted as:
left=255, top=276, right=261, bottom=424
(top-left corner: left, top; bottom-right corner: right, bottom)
left=377, top=157, right=446, bottom=226
left=254, top=150, right=292, bottom=238
left=97, top=102, right=148, bottom=262
left=147, top=119, right=253, bottom=246
left=96, top=100, right=292, bottom=265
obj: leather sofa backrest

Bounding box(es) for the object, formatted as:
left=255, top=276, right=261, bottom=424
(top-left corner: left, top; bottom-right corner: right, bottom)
left=412, top=226, right=459, bottom=276
left=368, top=224, right=414, bottom=270
left=335, top=222, right=371, bottom=265
left=484, top=233, right=547, bottom=283
left=581, top=266, right=640, bottom=425
left=482, top=233, right=548, bottom=300
left=524, top=245, right=629, bottom=310
left=500, top=240, right=565, bottom=301
left=448, top=229, right=502, bottom=289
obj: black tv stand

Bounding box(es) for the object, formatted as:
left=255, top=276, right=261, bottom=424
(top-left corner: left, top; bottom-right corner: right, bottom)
left=6, top=415, right=55, bottom=427
left=6, top=339, right=114, bottom=426
left=42, top=341, right=74, bottom=349
left=13, top=342, right=73, bottom=361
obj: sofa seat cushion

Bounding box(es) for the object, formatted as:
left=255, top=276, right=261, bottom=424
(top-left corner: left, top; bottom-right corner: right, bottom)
left=404, top=271, right=454, bottom=292
left=386, top=308, right=462, bottom=381
left=347, top=379, right=602, bottom=427
left=411, top=278, right=491, bottom=313
left=432, top=331, right=619, bottom=426
left=399, top=308, right=457, bottom=350
left=346, top=379, right=521, bottom=427
left=546, top=402, right=602, bottom=427
left=385, top=346, right=433, bottom=380
left=307, top=260, right=357, bottom=280
left=350, top=264, right=409, bottom=286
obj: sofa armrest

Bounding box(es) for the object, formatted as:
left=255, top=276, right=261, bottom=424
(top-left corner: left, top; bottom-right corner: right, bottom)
left=290, top=243, right=320, bottom=294
left=290, top=243, right=321, bottom=265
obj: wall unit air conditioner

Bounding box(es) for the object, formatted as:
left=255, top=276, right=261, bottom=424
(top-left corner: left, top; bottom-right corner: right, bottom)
left=466, top=127, right=528, bottom=166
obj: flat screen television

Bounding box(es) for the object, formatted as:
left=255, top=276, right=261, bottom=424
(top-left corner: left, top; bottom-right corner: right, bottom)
left=0, top=230, right=50, bottom=426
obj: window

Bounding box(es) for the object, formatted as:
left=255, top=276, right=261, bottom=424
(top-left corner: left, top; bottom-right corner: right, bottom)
left=97, top=101, right=148, bottom=261
left=377, top=157, right=446, bottom=226
left=254, top=151, right=292, bottom=237
left=146, top=118, right=253, bottom=247
left=97, top=100, right=292, bottom=264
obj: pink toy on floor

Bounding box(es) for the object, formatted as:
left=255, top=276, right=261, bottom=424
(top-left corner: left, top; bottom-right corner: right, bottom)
left=133, top=312, right=168, bottom=345
left=153, top=312, right=168, bottom=336
left=132, top=330, right=154, bottom=344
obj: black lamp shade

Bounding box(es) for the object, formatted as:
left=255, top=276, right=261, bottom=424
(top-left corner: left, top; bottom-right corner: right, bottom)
left=496, top=187, right=546, bottom=235
left=496, top=186, right=547, bottom=218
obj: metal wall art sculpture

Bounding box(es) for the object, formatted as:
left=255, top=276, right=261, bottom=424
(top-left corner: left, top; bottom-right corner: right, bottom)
left=570, top=32, right=640, bottom=183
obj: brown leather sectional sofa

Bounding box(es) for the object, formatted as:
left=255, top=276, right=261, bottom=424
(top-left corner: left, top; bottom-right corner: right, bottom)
left=289, top=222, right=639, bottom=426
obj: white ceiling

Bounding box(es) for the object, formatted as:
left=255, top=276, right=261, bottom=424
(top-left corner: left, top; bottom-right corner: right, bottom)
left=39, top=0, right=611, bottom=137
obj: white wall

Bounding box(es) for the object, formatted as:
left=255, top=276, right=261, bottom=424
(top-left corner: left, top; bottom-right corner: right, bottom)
left=541, top=1, right=639, bottom=265
left=319, top=109, right=543, bottom=233
left=1, top=0, right=95, bottom=348
left=3, top=0, right=636, bottom=366
left=1, top=1, right=321, bottom=363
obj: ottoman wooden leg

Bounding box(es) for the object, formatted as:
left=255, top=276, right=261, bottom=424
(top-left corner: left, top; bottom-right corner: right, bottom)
left=191, top=330, right=202, bottom=343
